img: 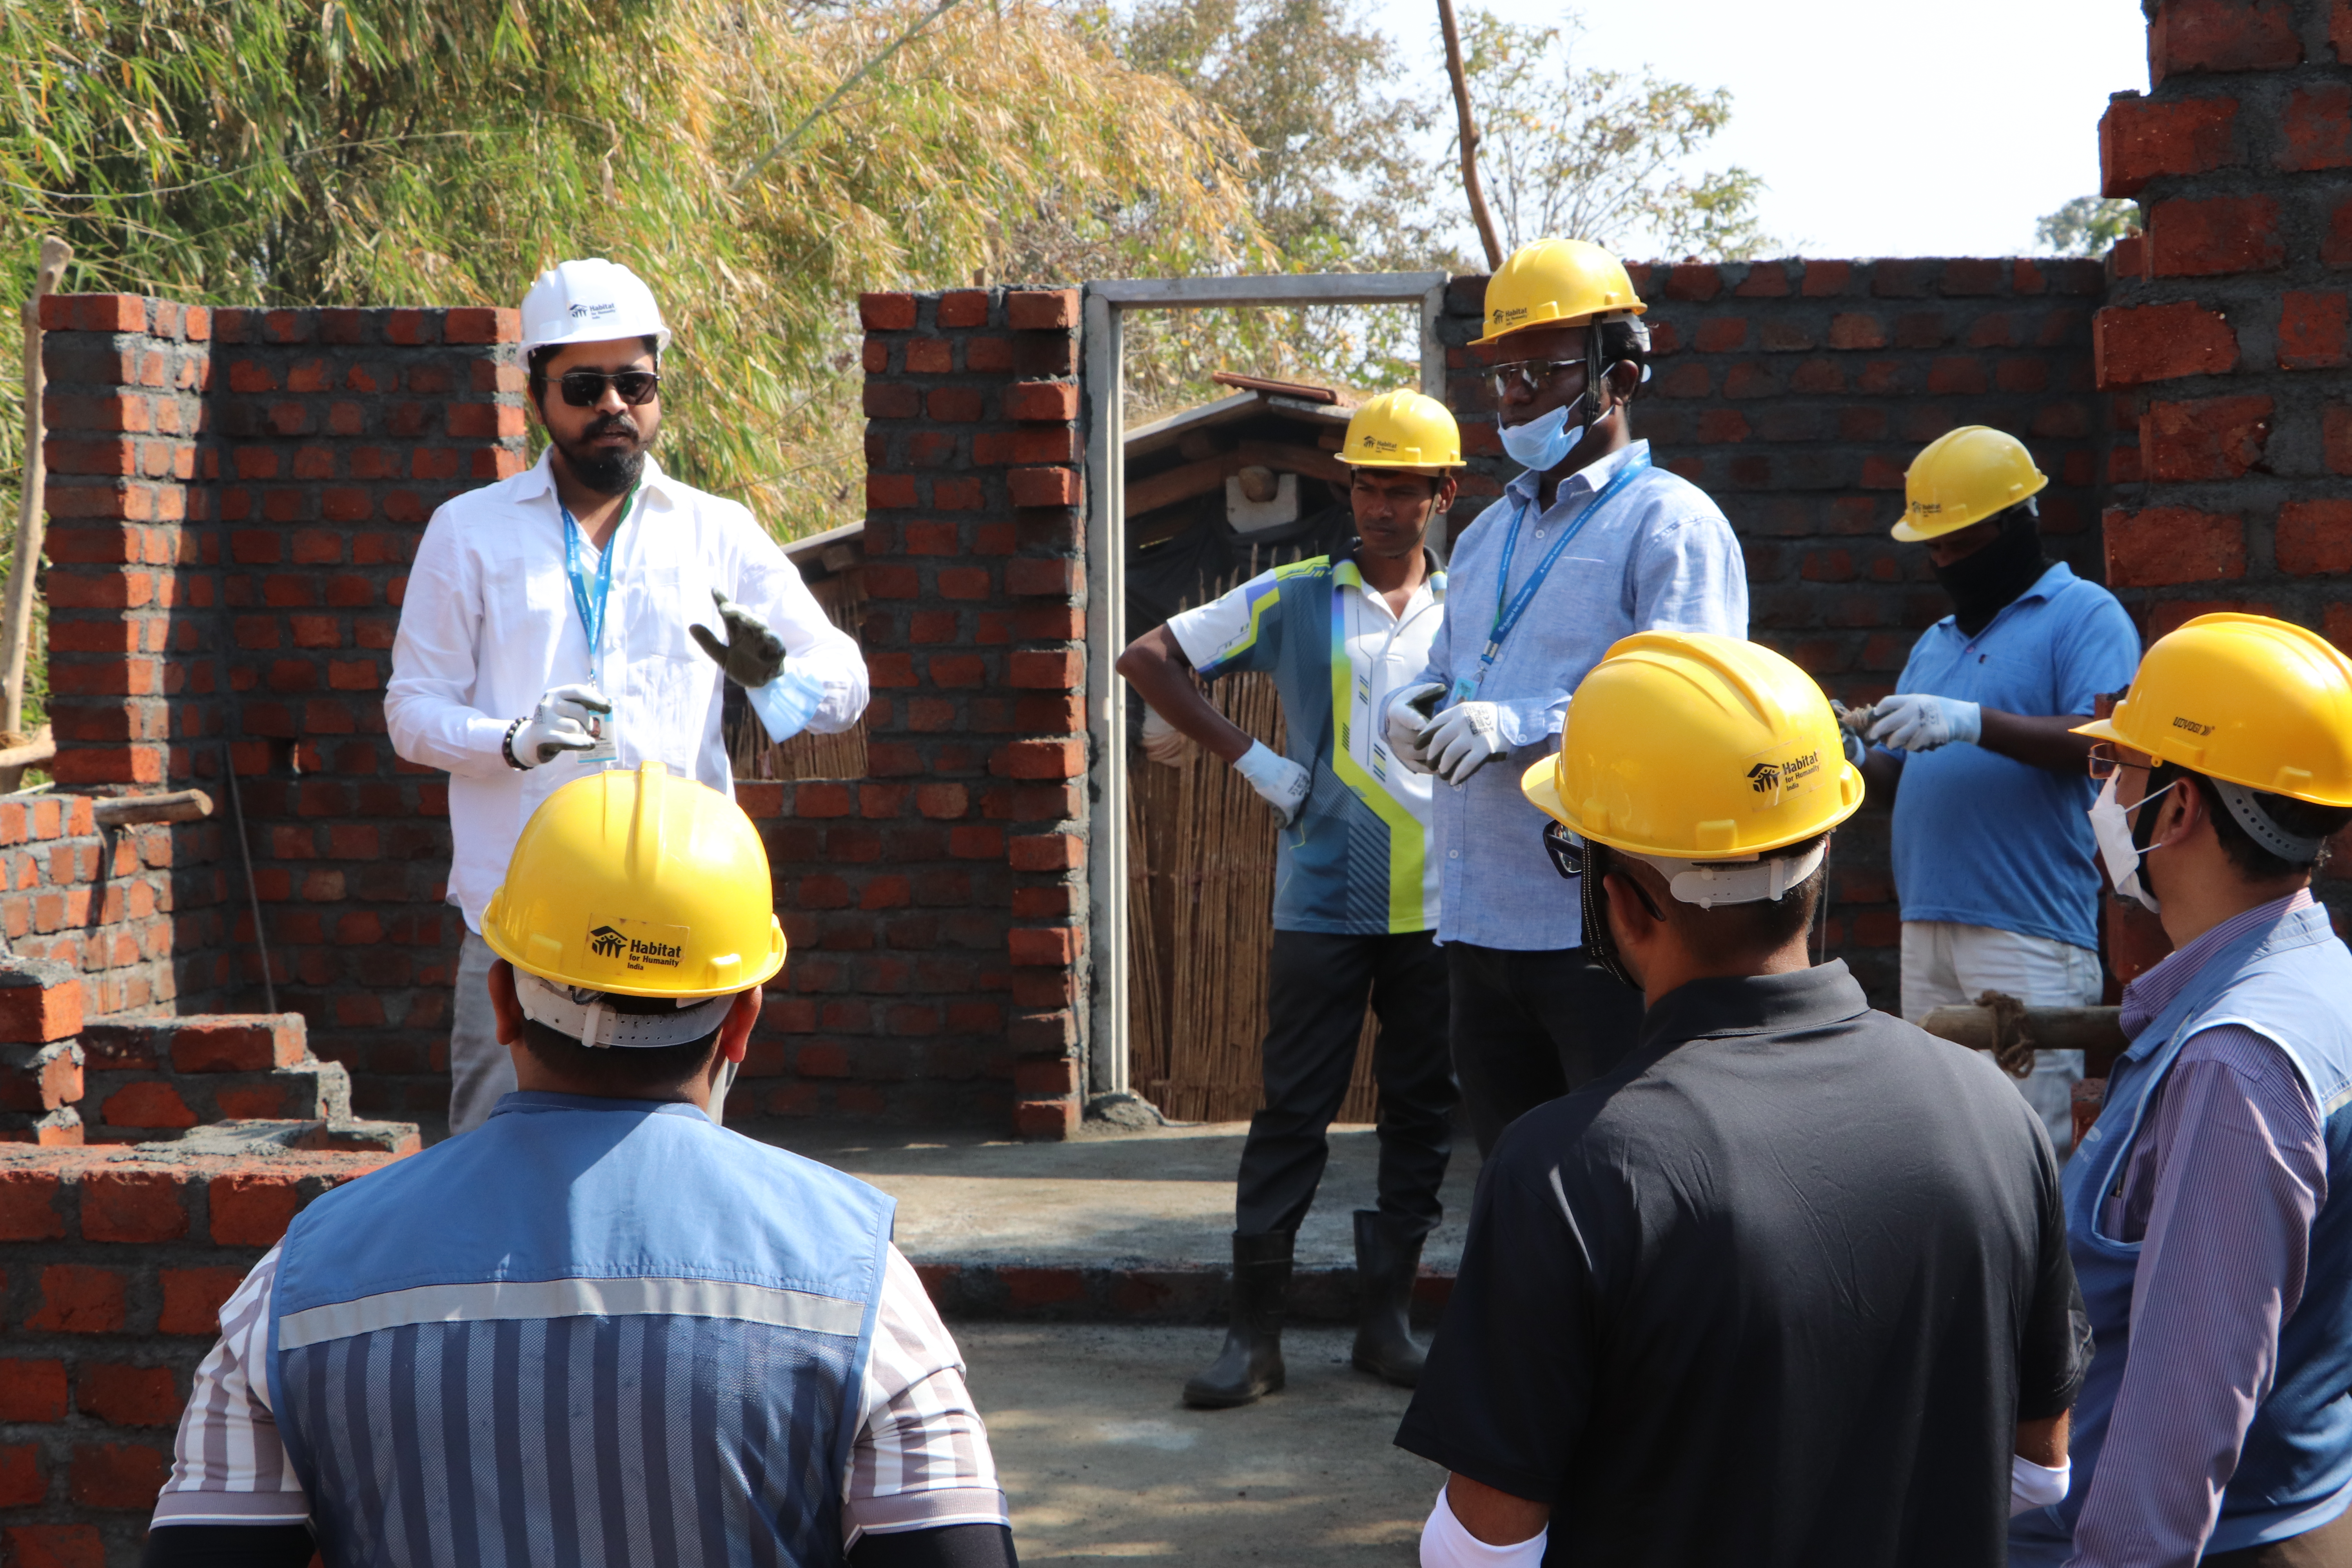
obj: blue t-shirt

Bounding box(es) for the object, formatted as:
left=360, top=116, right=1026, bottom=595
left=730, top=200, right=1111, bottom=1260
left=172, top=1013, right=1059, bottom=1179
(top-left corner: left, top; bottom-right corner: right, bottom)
left=1883, top=562, right=2141, bottom=951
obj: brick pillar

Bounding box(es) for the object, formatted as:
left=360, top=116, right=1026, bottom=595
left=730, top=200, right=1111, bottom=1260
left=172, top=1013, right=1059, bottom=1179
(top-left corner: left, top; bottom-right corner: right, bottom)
left=800, top=285, right=1086, bottom=1139
left=2095, top=0, right=2352, bottom=922
left=39, top=296, right=216, bottom=793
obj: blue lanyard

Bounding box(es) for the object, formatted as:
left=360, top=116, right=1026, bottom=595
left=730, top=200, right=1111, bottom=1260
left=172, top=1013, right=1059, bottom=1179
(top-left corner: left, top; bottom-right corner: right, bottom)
left=557, top=486, right=635, bottom=682
left=1455, top=451, right=1650, bottom=701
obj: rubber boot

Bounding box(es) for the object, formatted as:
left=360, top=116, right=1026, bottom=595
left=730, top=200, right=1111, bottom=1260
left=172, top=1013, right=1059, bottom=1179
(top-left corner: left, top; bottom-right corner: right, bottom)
left=1182, top=1231, right=1292, bottom=1408
left=1350, top=1209, right=1429, bottom=1388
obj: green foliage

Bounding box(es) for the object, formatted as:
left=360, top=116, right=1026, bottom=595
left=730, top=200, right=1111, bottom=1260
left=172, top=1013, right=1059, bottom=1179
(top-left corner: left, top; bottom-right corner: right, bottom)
left=2036, top=196, right=2140, bottom=258
left=0, top=0, right=1265, bottom=539
left=1453, top=11, right=1771, bottom=261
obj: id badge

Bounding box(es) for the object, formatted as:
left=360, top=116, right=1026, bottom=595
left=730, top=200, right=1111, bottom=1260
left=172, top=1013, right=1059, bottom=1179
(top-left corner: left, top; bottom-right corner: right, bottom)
left=578, top=713, right=618, bottom=763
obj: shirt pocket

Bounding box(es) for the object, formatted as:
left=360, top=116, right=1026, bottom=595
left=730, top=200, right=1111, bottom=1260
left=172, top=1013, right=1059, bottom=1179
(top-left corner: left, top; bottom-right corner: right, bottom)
left=481, top=560, right=579, bottom=695
left=614, top=563, right=722, bottom=763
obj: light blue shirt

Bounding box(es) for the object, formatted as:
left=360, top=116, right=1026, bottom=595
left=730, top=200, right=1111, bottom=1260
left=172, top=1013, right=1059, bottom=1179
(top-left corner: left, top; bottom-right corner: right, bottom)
left=1410, top=441, right=1748, bottom=950
left=1883, top=561, right=2141, bottom=951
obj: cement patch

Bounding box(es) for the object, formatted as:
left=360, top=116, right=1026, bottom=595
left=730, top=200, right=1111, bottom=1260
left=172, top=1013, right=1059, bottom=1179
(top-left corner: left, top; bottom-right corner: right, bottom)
left=959, top=1323, right=1437, bottom=1564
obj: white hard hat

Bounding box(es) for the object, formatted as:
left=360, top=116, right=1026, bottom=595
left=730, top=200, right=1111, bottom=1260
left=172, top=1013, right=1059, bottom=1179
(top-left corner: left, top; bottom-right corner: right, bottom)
left=518, top=258, right=672, bottom=360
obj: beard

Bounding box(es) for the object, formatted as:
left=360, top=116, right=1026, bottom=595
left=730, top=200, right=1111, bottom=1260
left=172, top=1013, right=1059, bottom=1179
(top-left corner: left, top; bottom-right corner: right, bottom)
left=554, top=413, right=647, bottom=495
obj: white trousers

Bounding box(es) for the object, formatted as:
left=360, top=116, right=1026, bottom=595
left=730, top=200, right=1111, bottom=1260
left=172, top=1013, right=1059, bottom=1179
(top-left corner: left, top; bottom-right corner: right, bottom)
left=1900, top=921, right=2103, bottom=1156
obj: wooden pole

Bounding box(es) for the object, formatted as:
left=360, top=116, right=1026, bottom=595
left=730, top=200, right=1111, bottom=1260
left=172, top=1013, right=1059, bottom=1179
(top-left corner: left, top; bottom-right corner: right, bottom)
left=5, top=236, right=72, bottom=740
left=1436, top=0, right=1505, bottom=272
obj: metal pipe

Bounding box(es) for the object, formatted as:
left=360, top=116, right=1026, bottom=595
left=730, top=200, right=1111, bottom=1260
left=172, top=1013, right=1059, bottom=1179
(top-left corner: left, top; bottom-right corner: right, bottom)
left=221, top=744, right=276, bottom=1014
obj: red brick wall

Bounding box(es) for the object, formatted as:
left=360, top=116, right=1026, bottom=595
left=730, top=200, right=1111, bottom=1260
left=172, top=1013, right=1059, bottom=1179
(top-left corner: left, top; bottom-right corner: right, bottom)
left=737, top=288, right=1090, bottom=1137
left=0, top=1144, right=396, bottom=1567
left=1435, top=258, right=2109, bottom=1007
left=2096, top=0, right=2352, bottom=924
left=40, top=298, right=528, bottom=1123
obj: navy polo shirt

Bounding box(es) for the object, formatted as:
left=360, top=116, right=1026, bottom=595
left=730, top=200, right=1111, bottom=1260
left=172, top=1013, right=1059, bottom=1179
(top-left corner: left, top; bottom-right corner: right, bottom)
left=1881, top=562, right=2141, bottom=952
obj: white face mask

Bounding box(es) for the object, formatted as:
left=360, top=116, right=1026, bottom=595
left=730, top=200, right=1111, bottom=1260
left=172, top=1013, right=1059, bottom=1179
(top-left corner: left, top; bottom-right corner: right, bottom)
left=1496, top=392, right=1590, bottom=470
left=2087, top=773, right=2178, bottom=915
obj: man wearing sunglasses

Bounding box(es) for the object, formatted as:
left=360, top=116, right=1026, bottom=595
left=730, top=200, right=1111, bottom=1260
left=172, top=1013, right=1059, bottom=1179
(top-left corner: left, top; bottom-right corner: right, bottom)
left=1381, top=238, right=1747, bottom=1155
left=1842, top=428, right=2140, bottom=1156
left=387, top=258, right=867, bottom=1136
left=2012, top=614, right=2352, bottom=1568
left=1401, top=632, right=2085, bottom=1568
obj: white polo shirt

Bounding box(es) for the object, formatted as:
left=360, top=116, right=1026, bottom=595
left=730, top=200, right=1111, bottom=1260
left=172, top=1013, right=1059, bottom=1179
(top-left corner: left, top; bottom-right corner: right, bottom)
left=386, top=450, right=866, bottom=931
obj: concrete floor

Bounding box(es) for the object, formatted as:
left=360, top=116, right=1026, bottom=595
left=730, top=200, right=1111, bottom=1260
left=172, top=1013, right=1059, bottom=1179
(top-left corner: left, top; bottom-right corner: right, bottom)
left=960, top=1323, right=1439, bottom=1563
left=756, top=1120, right=1483, bottom=1272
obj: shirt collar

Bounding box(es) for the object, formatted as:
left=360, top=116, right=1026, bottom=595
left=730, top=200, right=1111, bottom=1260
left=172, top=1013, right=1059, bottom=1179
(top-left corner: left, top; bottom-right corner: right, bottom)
left=513, top=448, right=677, bottom=512
left=1331, top=539, right=1445, bottom=605
left=1503, top=438, right=1652, bottom=510
left=2119, top=887, right=2316, bottom=1036
left=489, top=1089, right=713, bottom=1121
left=1634, top=959, right=1872, bottom=1053
left=1931, top=560, right=2076, bottom=638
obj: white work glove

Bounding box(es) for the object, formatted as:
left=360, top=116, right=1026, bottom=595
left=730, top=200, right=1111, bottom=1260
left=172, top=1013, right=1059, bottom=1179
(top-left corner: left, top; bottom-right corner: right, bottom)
left=2011, top=1453, right=2070, bottom=1516
left=508, top=683, right=610, bottom=767
left=1232, top=740, right=1311, bottom=827
left=1866, top=692, right=1981, bottom=753
left=1419, top=701, right=1508, bottom=786
left=1141, top=704, right=1194, bottom=766
left=1829, top=699, right=1871, bottom=769
left=1420, top=1483, right=1548, bottom=1568
left=1385, top=682, right=1446, bottom=775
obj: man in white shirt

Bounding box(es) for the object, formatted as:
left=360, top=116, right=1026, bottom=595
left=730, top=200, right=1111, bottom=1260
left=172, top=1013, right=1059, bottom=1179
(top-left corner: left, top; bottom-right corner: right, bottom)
left=387, top=259, right=866, bottom=1135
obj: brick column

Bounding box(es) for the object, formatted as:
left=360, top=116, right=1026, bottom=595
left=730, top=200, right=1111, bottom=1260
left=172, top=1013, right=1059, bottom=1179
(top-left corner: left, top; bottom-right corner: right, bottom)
left=39, top=296, right=216, bottom=793
left=2094, top=0, right=2352, bottom=923
left=765, top=285, right=1086, bottom=1138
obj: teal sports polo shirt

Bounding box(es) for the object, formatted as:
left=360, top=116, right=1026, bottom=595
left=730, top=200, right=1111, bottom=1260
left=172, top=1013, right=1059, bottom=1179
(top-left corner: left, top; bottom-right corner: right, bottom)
left=1166, top=544, right=1445, bottom=935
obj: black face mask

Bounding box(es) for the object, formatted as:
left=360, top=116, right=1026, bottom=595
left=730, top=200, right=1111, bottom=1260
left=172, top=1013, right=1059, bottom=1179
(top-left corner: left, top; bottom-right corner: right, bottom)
left=1933, top=509, right=2049, bottom=637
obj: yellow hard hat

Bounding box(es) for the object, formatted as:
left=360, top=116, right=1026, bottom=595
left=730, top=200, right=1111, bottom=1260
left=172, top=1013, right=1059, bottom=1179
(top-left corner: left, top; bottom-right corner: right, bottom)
left=483, top=761, right=788, bottom=997
left=1522, top=632, right=1864, bottom=858
left=2073, top=613, right=2352, bottom=807
left=1892, top=426, right=2049, bottom=542
left=1473, top=238, right=1648, bottom=347
left=1338, top=388, right=1461, bottom=470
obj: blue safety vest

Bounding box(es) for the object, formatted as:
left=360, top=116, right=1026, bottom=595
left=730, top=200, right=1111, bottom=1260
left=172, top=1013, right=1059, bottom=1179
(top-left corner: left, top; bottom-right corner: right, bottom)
left=2018, top=902, right=2352, bottom=1559
left=269, top=1091, right=895, bottom=1566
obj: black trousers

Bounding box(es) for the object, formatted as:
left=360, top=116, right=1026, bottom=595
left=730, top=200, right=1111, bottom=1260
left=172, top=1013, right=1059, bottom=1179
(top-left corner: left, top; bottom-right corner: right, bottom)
left=1234, top=929, right=1456, bottom=1239
left=1446, top=941, right=1646, bottom=1156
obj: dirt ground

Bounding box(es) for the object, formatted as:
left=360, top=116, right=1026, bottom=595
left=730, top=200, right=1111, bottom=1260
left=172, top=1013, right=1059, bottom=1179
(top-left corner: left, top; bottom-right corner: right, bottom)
left=958, top=1323, right=1440, bottom=1563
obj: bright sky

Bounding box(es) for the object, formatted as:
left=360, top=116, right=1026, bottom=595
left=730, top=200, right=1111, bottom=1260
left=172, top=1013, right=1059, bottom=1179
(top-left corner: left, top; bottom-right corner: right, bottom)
left=1369, top=0, right=2151, bottom=259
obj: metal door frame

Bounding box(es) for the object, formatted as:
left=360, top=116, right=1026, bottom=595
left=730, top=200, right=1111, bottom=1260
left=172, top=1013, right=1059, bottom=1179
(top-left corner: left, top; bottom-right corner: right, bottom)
left=1080, top=271, right=1451, bottom=1098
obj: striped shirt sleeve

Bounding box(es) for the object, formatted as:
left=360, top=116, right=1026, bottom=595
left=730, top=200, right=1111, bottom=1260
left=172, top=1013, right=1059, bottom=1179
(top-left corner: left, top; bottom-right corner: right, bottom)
left=151, top=1244, right=310, bottom=1526
left=845, top=1245, right=1010, bottom=1543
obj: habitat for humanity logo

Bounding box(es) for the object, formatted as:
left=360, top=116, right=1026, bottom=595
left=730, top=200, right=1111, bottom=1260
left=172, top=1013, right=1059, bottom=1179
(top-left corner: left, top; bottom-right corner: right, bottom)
left=568, top=300, right=621, bottom=320
left=1746, top=750, right=1822, bottom=800
left=585, top=920, right=684, bottom=969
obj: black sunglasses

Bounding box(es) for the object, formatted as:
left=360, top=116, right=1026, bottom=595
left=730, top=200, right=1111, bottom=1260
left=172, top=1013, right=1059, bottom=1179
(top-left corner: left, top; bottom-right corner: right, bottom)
left=552, top=368, right=661, bottom=408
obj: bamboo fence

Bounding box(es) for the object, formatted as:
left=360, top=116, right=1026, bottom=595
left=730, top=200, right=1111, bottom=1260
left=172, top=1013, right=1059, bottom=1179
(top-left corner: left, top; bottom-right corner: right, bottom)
left=1127, top=561, right=1381, bottom=1124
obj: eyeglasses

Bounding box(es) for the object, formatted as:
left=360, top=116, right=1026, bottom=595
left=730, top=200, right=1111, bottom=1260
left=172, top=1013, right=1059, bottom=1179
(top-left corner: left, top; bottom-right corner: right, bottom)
left=552, top=368, right=661, bottom=408
left=1543, top=820, right=1585, bottom=880
left=1488, top=358, right=1585, bottom=400
left=2087, top=740, right=2154, bottom=781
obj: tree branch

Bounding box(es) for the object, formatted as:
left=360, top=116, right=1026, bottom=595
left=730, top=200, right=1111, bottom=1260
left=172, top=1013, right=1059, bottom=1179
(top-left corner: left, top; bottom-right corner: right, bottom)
left=1436, top=0, right=1504, bottom=271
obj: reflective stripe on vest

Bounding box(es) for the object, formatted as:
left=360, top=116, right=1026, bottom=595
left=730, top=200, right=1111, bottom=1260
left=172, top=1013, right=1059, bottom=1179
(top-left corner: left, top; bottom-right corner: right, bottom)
left=269, top=1094, right=894, bottom=1567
